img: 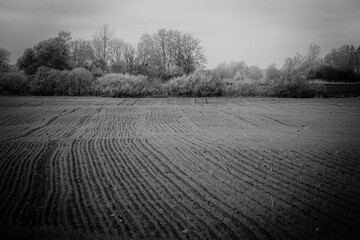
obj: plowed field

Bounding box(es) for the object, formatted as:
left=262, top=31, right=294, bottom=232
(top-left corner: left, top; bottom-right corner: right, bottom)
left=1, top=96, right=360, bottom=240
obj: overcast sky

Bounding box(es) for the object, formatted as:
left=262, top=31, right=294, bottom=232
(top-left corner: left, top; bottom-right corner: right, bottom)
left=1, top=0, right=359, bottom=69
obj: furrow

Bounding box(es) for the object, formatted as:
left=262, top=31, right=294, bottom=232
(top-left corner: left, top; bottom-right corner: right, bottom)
left=267, top=148, right=360, bottom=202
left=0, top=142, right=25, bottom=188
left=121, top=138, right=204, bottom=239
left=94, top=139, right=142, bottom=237
left=108, top=139, right=183, bottom=239
left=66, top=140, right=88, bottom=231
left=179, top=133, right=340, bottom=239
left=259, top=148, right=359, bottom=212
left=304, top=148, right=358, bottom=171
left=133, top=138, right=228, bottom=240
left=76, top=139, right=114, bottom=234
left=74, top=139, right=101, bottom=233
left=170, top=134, right=292, bottom=239
left=81, top=140, right=127, bottom=236
left=58, top=141, right=73, bottom=230
left=1, top=142, right=41, bottom=226
left=138, top=138, right=263, bottom=240
left=92, top=139, right=145, bottom=238
left=117, top=138, right=184, bottom=238
left=16, top=140, right=56, bottom=227
left=43, top=141, right=64, bottom=228
left=0, top=148, right=27, bottom=224
left=9, top=143, right=46, bottom=226
left=218, top=143, right=351, bottom=235
left=210, top=140, right=337, bottom=239
left=322, top=149, right=360, bottom=170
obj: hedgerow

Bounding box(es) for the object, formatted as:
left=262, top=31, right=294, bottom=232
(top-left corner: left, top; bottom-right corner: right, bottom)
left=30, top=67, right=94, bottom=96
left=0, top=72, right=29, bottom=94
left=95, top=73, right=163, bottom=97
left=164, top=71, right=223, bottom=97
left=0, top=69, right=331, bottom=98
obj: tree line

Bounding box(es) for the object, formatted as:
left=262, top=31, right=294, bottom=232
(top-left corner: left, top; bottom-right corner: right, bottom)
left=211, top=43, right=360, bottom=84
left=0, top=24, right=359, bottom=97
left=268, top=43, right=360, bottom=82
left=12, top=24, right=206, bottom=80
left=1, top=24, right=359, bottom=82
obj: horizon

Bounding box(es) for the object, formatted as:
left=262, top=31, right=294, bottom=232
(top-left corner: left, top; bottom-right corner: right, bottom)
left=1, top=0, right=360, bottom=69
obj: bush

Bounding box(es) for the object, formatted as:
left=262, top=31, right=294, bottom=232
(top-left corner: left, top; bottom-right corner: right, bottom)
left=213, top=61, right=248, bottom=80
left=0, top=66, right=330, bottom=98
left=224, top=82, right=267, bottom=97
left=165, top=71, right=224, bottom=97
left=306, top=64, right=360, bottom=82
left=30, top=67, right=94, bottom=96
left=164, top=74, right=198, bottom=96
left=95, top=73, right=159, bottom=97
left=30, top=67, right=69, bottom=95
left=0, top=72, right=29, bottom=94
left=91, top=66, right=105, bottom=78
left=267, top=74, right=325, bottom=98
left=67, top=68, right=94, bottom=96
left=110, top=60, right=127, bottom=74
left=265, top=64, right=282, bottom=83
left=194, top=73, right=223, bottom=97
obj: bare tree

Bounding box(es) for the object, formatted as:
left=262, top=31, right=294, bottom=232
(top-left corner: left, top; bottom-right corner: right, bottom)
left=137, top=29, right=206, bottom=77
left=123, top=43, right=136, bottom=73
left=307, top=43, right=320, bottom=62
left=92, top=24, right=114, bottom=68
left=177, top=32, right=206, bottom=74
left=153, top=29, right=171, bottom=71
left=0, top=48, right=11, bottom=73
left=248, top=65, right=263, bottom=82
left=294, top=52, right=306, bottom=66
left=109, top=38, right=125, bottom=64
left=70, top=39, right=93, bottom=68
left=58, top=31, right=72, bottom=48
left=137, top=33, right=155, bottom=66
left=265, top=63, right=281, bottom=82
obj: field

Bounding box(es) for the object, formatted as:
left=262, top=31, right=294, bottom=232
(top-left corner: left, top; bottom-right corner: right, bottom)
left=0, top=96, right=360, bottom=240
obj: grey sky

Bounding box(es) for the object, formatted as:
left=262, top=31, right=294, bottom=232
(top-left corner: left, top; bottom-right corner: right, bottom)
left=1, top=0, right=359, bottom=68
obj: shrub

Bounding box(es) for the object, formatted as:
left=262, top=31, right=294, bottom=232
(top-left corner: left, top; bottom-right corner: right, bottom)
left=31, top=67, right=53, bottom=95
left=0, top=72, right=29, bottom=94
left=267, top=74, right=325, bottom=98
left=110, top=60, right=127, bottom=74
left=164, top=74, right=197, bottom=96
left=0, top=48, right=11, bottom=73
left=52, top=70, right=71, bottom=95
left=67, top=68, right=94, bottom=96
left=95, top=73, right=157, bottom=97
left=30, top=67, right=94, bottom=96
left=144, top=78, right=164, bottom=97
left=213, top=61, right=248, bottom=80
left=224, top=82, right=266, bottom=97
left=30, top=67, right=69, bottom=95
left=265, top=64, right=282, bottom=83
left=165, top=71, right=224, bottom=97
left=306, top=64, right=360, bottom=82
left=91, top=66, right=105, bottom=78
left=194, top=73, right=223, bottom=97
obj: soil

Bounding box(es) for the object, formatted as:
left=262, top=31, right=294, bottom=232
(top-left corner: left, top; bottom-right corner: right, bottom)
left=0, top=96, right=359, bottom=239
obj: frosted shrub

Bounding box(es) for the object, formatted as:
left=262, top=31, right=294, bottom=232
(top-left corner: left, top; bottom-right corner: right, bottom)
left=0, top=72, right=29, bottom=94
left=67, top=68, right=94, bottom=96
left=165, top=71, right=223, bottom=97
left=95, top=73, right=152, bottom=97
left=31, top=67, right=69, bottom=95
